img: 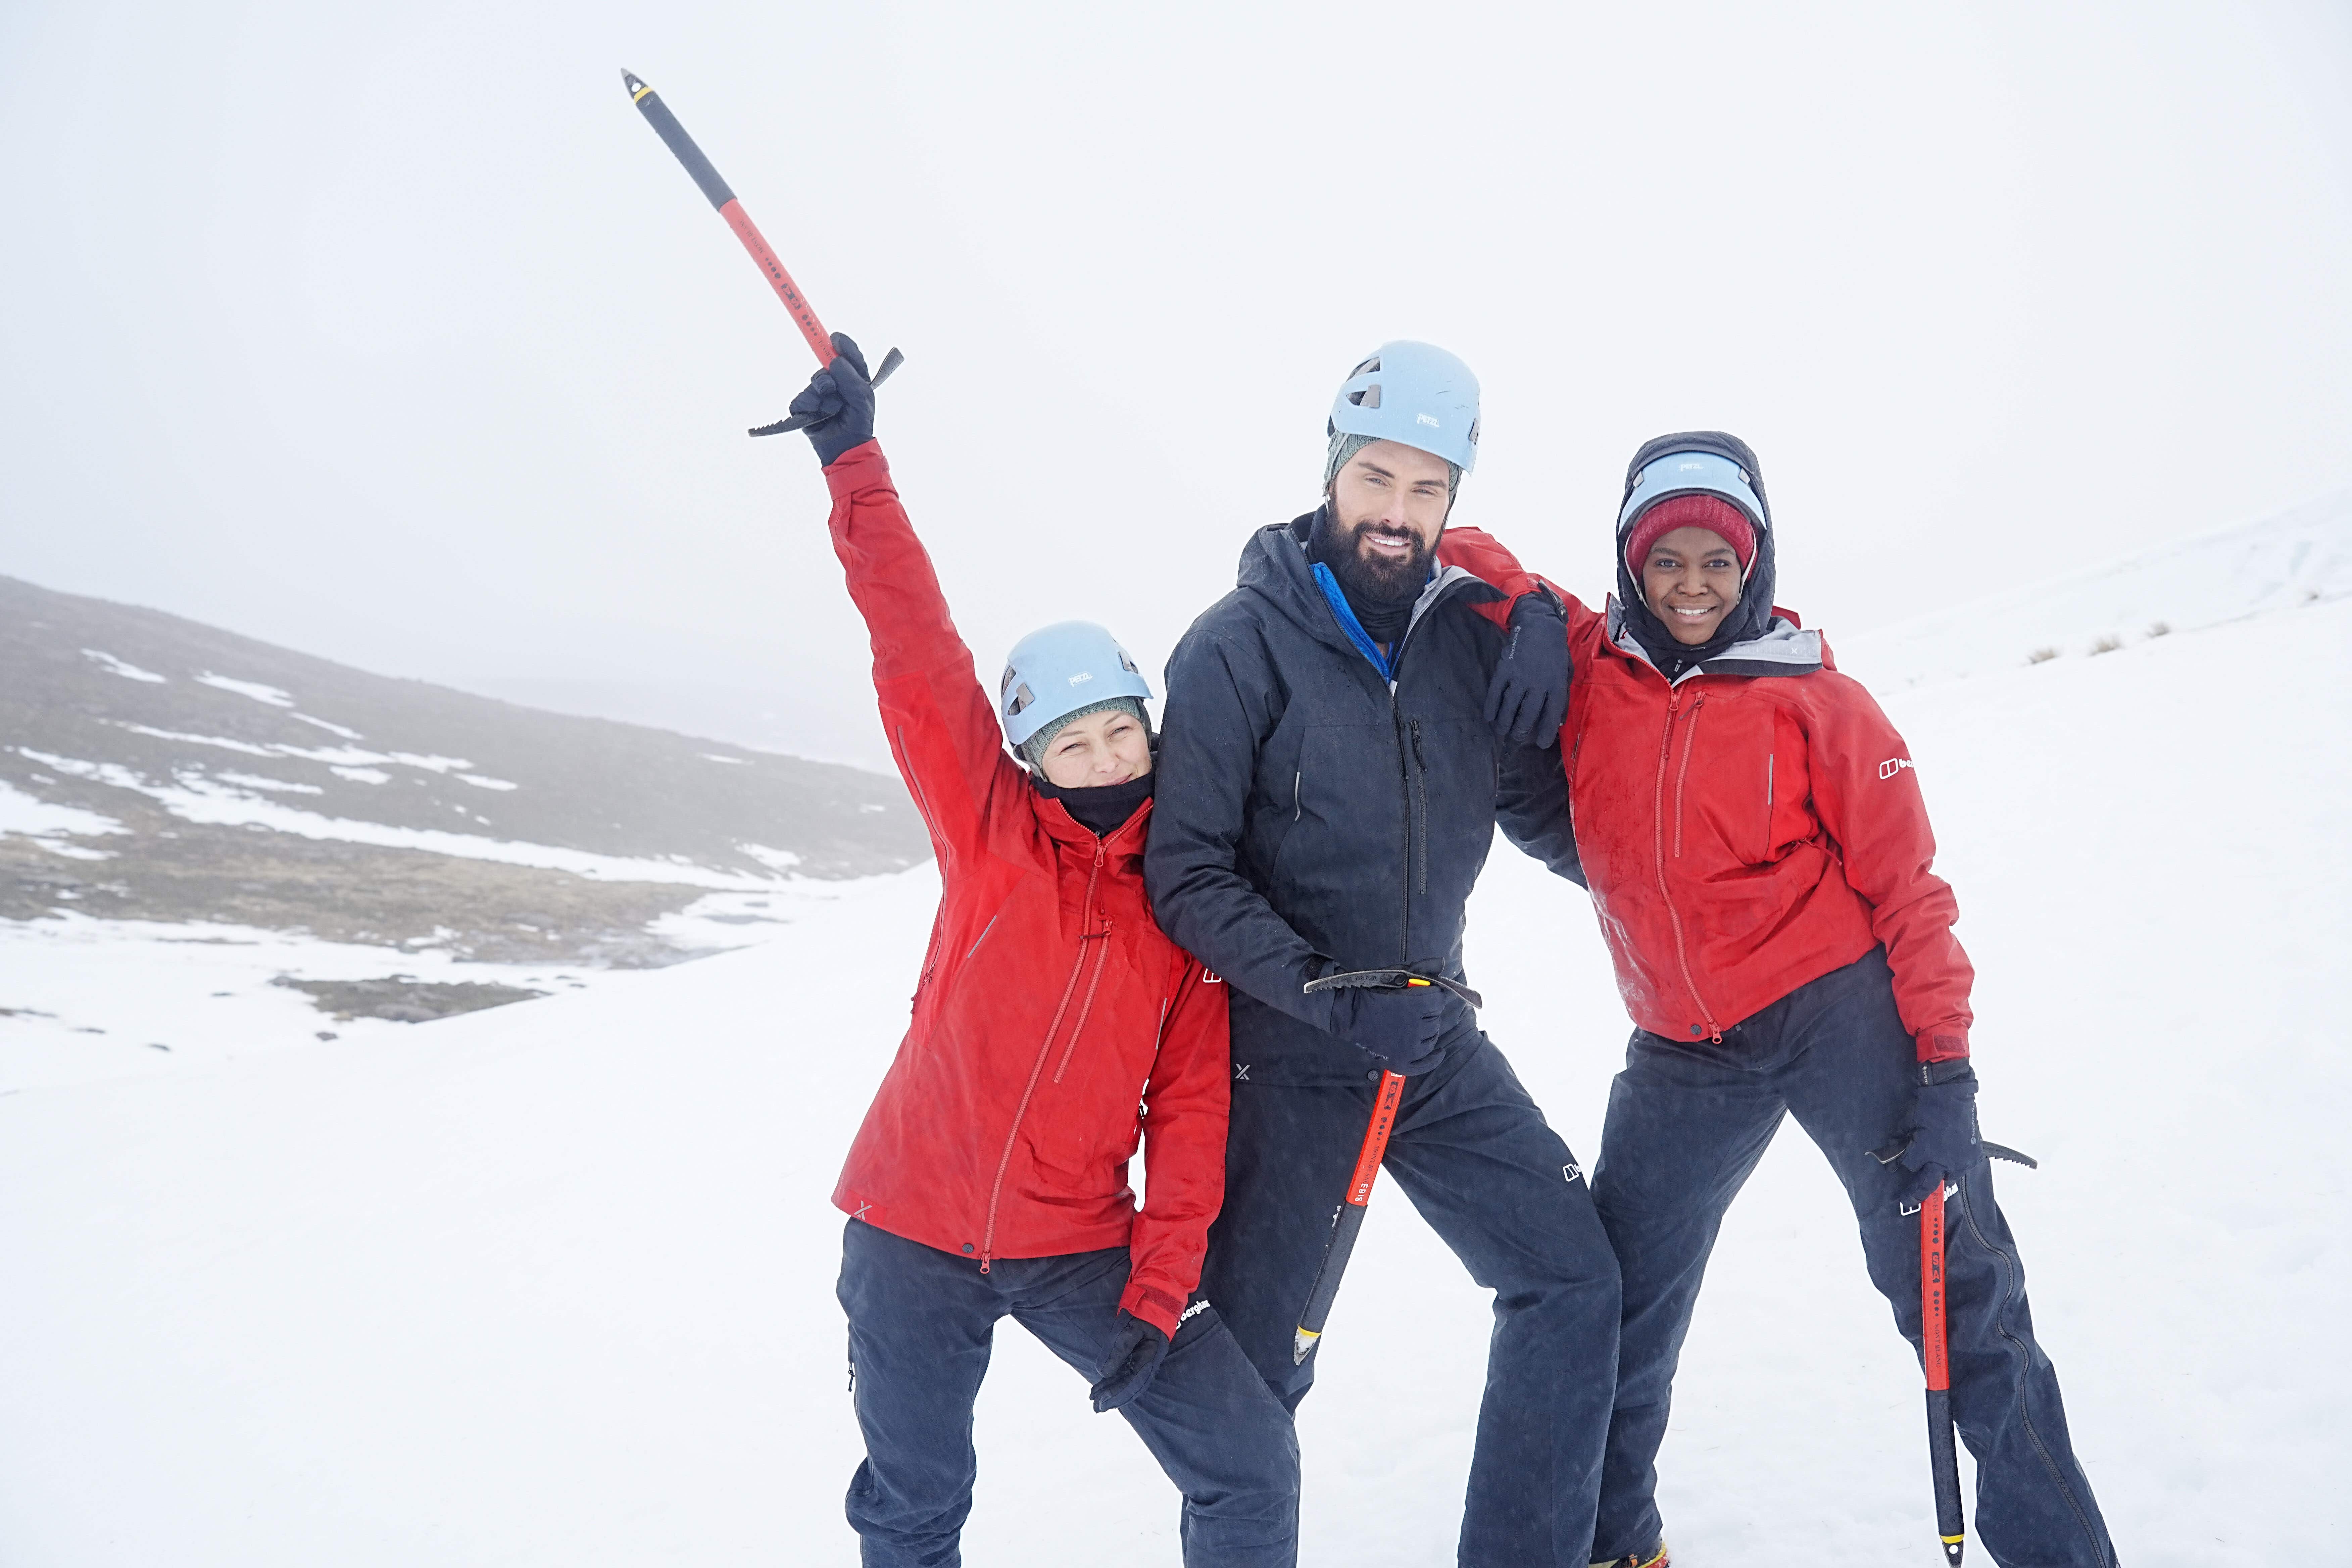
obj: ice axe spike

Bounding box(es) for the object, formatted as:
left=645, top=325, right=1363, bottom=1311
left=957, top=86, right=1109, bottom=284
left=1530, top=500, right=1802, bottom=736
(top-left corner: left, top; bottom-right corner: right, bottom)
left=621, top=70, right=902, bottom=435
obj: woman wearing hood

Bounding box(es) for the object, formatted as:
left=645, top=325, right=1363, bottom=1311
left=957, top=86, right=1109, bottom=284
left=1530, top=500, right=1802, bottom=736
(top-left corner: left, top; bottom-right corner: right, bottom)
left=1448, top=433, right=2116, bottom=1568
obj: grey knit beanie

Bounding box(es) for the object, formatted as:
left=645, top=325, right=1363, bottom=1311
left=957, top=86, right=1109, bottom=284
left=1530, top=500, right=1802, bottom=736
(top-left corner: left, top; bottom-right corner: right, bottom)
left=1323, top=429, right=1464, bottom=500
left=1019, top=695, right=1149, bottom=768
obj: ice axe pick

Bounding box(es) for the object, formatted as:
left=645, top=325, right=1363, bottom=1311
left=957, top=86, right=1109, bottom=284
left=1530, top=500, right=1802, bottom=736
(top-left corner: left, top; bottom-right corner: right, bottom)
left=622, top=70, right=902, bottom=435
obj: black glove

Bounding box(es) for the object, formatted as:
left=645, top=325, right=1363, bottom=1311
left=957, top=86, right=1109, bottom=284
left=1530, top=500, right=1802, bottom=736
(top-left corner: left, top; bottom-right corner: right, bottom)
left=1088, top=1311, right=1170, bottom=1413
left=1484, top=592, right=1570, bottom=748
left=1896, top=1062, right=1980, bottom=1205
left=1326, top=981, right=1451, bottom=1076
left=786, top=332, right=878, bottom=467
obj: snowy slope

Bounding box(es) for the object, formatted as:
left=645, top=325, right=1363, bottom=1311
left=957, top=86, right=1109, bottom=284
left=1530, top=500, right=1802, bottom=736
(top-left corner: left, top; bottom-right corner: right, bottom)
left=1, top=573, right=927, bottom=969
left=0, top=593, right=2344, bottom=1565
left=1833, top=486, right=2350, bottom=690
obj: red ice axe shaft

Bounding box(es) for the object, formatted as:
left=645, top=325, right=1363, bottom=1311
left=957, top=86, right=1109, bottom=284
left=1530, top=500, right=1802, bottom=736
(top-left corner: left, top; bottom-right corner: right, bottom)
left=1288, top=971, right=1483, bottom=1364
left=1291, top=1065, right=1405, bottom=1365
left=622, top=70, right=900, bottom=433
left=1921, top=1184, right=1967, bottom=1565
left=1870, top=1124, right=2034, bottom=1565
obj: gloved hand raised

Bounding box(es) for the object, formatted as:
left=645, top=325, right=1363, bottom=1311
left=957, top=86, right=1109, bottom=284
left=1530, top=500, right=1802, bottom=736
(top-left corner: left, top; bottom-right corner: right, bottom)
left=1896, top=1062, right=1980, bottom=1206
left=1088, top=1311, right=1170, bottom=1413
left=787, top=332, right=878, bottom=467
left=1484, top=592, right=1571, bottom=748
left=1325, top=980, right=1452, bottom=1076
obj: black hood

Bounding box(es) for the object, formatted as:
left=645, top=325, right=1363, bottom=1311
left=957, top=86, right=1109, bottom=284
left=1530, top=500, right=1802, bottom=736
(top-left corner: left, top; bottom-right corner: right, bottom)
left=1614, top=430, right=1778, bottom=679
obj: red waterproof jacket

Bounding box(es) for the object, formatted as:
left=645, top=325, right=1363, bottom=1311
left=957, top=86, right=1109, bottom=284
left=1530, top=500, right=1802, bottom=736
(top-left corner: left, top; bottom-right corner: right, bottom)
left=1438, top=535, right=1972, bottom=1062
left=822, top=441, right=1230, bottom=1337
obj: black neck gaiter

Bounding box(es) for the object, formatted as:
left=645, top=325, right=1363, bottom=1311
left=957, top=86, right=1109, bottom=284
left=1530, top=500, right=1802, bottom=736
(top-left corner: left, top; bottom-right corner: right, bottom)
left=1032, top=769, right=1155, bottom=837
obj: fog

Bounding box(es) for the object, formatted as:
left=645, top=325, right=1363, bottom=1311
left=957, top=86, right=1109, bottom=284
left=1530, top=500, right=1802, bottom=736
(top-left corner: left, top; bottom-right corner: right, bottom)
left=5, top=1, right=2348, bottom=768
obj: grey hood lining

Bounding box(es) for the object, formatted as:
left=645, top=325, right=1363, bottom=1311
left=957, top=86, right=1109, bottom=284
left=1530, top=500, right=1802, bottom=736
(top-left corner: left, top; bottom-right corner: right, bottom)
left=1605, top=597, right=1823, bottom=685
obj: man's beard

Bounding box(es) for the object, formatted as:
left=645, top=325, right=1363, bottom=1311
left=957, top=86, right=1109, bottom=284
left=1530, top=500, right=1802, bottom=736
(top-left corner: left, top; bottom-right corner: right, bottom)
left=1318, top=511, right=1438, bottom=604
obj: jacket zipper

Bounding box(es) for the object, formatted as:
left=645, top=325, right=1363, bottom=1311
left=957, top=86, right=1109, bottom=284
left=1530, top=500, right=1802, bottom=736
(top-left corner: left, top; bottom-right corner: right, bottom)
left=977, top=840, right=1105, bottom=1271
left=1652, top=689, right=1722, bottom=1039
left=1409, top=719, right=1429, bottom=897
left=1672, top=698, right=1706, bottom=859
left=1392, top=700, right=1413, bottom=961
left=1052, top=916, right=1116, bottom=1084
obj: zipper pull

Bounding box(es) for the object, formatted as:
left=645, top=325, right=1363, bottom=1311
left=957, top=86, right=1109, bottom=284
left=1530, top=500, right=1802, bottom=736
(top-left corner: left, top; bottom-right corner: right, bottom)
left=1411, top=718, right=1427, bottom=768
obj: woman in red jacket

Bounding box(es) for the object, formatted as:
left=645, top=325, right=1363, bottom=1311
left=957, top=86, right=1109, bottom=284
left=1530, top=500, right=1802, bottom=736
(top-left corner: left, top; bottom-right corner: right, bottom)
left=789, top=340, right=1297, bottom=1568
left=1460, top=433, right=2114, bottom=1568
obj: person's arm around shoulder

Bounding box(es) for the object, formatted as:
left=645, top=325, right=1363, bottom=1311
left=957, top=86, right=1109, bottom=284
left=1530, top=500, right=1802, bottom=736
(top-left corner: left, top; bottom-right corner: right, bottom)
left=803, top=337, right=1024, bottom=871
left=1435, top=526, right=1572, bottom=747
left=1801, top=672, right=1974, bottom=1063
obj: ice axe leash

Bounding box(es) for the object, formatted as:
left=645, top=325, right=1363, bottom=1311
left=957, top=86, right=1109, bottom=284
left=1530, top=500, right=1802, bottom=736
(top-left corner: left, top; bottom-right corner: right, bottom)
left=1868, top=1133, right=2037, bottom=1566
left=1286, top=971, right=1484, bottom=1365
left=621, top=70, right=902, bottom=435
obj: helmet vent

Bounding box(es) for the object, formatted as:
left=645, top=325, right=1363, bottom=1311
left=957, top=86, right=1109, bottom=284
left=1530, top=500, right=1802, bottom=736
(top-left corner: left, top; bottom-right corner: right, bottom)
left=1348, top=384, right=1381, bottom=409
left=1351, top=356, right=1381, bottom=377
left=1117, top=650, right=1139, bottom=674
left=1467, top=416, right=1480, bottom=447
left=1005, top=682, right=1035, bottom=717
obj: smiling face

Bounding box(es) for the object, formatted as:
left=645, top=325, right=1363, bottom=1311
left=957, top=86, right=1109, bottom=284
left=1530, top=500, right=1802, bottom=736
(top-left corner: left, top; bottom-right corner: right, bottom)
left=1326, top=438, right=1455, bottom=598
left=1034, top=705, right=1153, bottom=789
left=1639, top=526, right=1746, bottom=645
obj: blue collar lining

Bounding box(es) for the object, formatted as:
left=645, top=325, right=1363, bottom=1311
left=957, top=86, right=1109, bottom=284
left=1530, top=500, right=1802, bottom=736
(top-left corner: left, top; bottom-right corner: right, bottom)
left=1311, top=561, right=1393, bottom=680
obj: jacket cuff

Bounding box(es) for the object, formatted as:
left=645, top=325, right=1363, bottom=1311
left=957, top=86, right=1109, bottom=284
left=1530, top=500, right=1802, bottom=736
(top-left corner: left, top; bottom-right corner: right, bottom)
left=1510, top=581, right=1566, bottom=621
left=822, top=439, right=889, bottom=498
left=1917, top=1028, right=1970, bottom=1063
left=1120, top=1279, right=1187, bottom=1340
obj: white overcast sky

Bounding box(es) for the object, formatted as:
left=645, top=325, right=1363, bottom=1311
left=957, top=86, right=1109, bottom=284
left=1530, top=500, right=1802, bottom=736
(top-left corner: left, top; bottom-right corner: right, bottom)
left=4, top=2, right=2349, bottom=766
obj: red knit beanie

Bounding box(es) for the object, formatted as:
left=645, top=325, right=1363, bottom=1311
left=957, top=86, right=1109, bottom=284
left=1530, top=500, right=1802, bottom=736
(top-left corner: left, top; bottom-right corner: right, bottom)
left=1624, top=493, right=1757, bottom=579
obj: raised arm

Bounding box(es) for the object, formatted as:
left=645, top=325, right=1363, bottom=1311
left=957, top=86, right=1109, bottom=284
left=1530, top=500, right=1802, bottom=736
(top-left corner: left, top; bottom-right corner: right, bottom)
left=821, top=439, right=1024, bottom=872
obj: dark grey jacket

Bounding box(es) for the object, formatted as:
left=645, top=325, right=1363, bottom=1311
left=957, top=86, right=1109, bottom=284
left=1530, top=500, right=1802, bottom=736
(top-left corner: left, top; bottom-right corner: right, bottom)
left=1144, top=510, right=1580, bottom=1086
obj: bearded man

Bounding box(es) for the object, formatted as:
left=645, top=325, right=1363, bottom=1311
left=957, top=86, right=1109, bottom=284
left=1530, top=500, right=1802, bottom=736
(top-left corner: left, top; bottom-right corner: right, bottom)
left=1145, top=342, right=1622, bottom=1567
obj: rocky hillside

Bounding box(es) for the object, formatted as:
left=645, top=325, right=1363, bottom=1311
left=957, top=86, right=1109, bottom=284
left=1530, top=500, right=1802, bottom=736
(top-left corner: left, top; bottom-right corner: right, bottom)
left=0, top=576, right=930, bottom=965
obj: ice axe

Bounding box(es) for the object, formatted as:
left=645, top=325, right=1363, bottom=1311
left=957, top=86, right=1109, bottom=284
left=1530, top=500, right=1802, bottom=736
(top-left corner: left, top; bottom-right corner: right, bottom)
left=1286, top=970, right=1483, bottom=1365
left=622, top=70, right=902, bottom=435
left=1868, top=1133, right=2038, bottom=1565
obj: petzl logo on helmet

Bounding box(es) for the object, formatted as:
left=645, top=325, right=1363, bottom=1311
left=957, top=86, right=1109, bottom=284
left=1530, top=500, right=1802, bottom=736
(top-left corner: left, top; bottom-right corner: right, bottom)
left=1068, top=670, right=1093, bottom=686
left=1328, top=340, right=1482, bottom=475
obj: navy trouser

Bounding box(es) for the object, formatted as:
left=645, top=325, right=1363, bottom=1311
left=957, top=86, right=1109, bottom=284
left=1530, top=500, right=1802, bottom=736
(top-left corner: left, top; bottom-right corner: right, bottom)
left=1204, top=1035, right=1622, bottom=1567
left=836, top=1218, right=1300, bottom=1568
left=1589, top=949, right=2116, bottom=1567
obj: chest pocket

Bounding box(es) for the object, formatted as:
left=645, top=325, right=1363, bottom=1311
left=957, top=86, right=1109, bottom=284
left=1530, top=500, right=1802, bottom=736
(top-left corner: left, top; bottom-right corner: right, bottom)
left=1674, top=691, right=1784, bottom=869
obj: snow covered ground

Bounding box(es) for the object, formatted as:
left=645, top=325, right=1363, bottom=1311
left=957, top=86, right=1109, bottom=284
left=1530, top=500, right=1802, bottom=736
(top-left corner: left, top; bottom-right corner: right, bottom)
left=0, top=882, right=888, bottom=1095
left=0, top=585, right=2344, bottom=1563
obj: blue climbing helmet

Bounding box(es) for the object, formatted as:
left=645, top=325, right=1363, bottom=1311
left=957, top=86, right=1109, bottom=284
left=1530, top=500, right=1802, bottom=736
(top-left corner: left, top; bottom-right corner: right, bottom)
left=998, top=621, right=1155, bottom=751
left=1616, top=446, right=1770, bottom=539
left=1327, top=340, right=1482, bottom=475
